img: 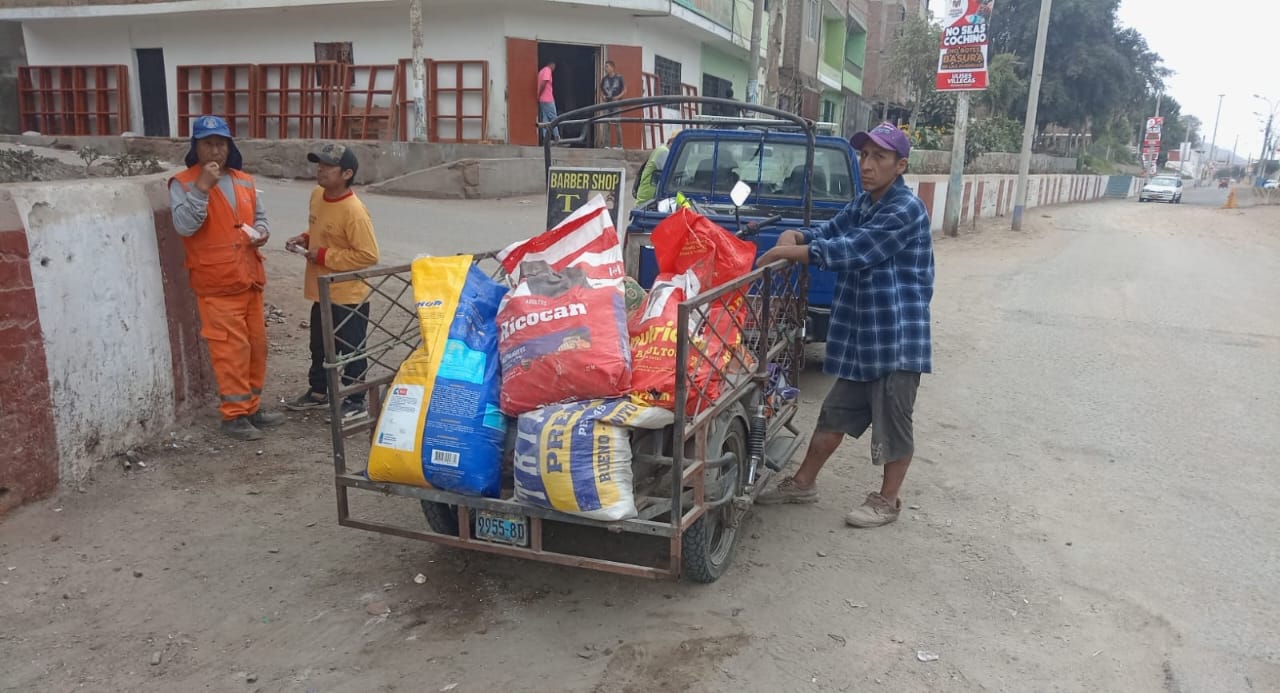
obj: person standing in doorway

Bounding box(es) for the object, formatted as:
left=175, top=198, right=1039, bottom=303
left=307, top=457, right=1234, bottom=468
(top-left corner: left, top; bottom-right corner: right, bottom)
left=598, top=60, right=626, bottom=148
left=168, top=115, right=285, bottom=441
left=538, top=61, right=560, bottom=143
left=754, top=122, right=934, bottom=528
left=284, top=144, right=380, bottom=424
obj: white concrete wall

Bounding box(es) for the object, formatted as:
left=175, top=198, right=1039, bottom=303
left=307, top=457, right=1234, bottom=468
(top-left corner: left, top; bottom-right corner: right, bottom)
left=20, top=0, right=720, bottom=143
left=10, top=181, right=175, bottom=483
left=23, top=3, right=411, bottom=136
left=906, top=173, right=1129, bottom=235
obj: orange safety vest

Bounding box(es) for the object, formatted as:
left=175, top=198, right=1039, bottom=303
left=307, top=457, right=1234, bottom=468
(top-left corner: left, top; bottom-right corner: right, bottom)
left=171, top=166, right=267, bottom=296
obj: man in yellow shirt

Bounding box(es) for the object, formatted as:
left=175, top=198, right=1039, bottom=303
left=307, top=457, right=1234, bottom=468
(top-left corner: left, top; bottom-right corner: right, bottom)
left=284, top=144, right=380, bottom=423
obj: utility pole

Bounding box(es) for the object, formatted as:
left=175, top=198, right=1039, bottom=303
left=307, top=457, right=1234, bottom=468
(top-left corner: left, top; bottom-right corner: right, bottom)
left=1260, top=112, right=1275, bottom=184
left=1154, top=91, right=1162, bottom=118
left=941, top=92, right=970, bottom=237
left=1208, top=93, right=1224, bottom=176
left=1012, top=0, right=1052, bottom=232
left=746, top=0, right=765, bottom=104
left=409, top=0, right=427, bottom=141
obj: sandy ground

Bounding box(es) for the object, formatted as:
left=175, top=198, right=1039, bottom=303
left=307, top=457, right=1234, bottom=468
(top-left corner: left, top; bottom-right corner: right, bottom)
left=2, top=187, right=1278, bottom=693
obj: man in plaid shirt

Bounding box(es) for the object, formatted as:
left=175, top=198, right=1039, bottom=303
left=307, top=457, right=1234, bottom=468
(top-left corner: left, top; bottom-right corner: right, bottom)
left=756, top=122, right=934, bottom=527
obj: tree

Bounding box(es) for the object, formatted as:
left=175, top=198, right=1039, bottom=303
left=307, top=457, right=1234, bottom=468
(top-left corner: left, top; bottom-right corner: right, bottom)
left=884, top=13, right=943, bottom=130
left=986, top=53, right=1027, bottom=119
left=991, top=0, right=1167, bottom=131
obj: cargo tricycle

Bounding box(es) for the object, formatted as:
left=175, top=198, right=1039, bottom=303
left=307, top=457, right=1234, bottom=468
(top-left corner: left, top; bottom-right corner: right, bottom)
left=321, top=97, right=816, bottom=582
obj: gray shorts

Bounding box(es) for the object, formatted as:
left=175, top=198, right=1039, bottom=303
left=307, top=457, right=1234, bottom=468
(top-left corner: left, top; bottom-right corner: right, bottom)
left=816, top=372, right=920, bottom=465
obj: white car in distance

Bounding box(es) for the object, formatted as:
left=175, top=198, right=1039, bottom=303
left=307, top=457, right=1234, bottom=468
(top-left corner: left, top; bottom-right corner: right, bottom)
left=1139, top=175, right=1183, bottom=203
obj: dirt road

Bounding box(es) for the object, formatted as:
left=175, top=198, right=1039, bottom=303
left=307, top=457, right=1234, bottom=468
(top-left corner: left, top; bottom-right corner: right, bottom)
left=2, top=191, right=1277, bottom=693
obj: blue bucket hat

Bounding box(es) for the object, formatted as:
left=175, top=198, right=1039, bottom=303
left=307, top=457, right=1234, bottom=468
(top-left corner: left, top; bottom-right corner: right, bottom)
left=184, top=115, right=244, bottom=170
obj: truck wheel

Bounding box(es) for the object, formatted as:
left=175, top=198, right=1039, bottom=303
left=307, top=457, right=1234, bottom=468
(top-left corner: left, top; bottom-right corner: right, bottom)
left=682, top=416, right=747, bottom=583
left=420, top=501, right=460, bottom=536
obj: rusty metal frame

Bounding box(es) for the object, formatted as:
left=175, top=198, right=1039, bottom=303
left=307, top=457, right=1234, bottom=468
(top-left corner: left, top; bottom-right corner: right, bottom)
left=319, top=230, right=804, bottom=582
left=176, top=63, right=257, bottom=137
left=426, top=59, right=489, bottom=143
left=338, top=63, right=401, bottom=140
left=18, top=65, right=130, bottom=136
left=255, top=62, right=342, bottom=139
left=640, top=71, right=664, bottom=149
left=680, top=82, right=700, bottom=122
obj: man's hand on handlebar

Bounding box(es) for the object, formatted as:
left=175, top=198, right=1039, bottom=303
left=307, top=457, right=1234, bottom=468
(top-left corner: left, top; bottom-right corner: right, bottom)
left=756, top=243, right=810, bottom=268
left=775, top=229, right=806, bottom=247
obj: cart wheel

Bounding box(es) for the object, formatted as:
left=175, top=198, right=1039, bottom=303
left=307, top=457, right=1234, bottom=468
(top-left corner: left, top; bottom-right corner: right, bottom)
left=420, top=501, right=460, bottom=536
left=682, top=416, right=747, bottom=584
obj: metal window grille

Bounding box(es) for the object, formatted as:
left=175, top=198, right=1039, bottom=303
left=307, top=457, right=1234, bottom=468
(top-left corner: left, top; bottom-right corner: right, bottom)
left=654, top=55, right=682, bottom=97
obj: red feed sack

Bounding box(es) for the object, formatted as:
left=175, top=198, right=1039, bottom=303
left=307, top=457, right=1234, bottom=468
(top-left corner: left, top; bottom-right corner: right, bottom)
left=497, top=195, right=625, bottom=284
left=498, top=273, right=632, bottom=416
left=629, top=269, right=735, bottom=416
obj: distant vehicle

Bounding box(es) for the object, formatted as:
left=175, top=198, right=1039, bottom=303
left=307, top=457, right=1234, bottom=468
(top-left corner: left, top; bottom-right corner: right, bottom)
left=1139, top=175, right=1183, bottom=203
left=1218, top=179, right=1229, bottom=189
left=627, top=126, right=863, bottom=344
left=1265, top=179, right=1279, bottom=190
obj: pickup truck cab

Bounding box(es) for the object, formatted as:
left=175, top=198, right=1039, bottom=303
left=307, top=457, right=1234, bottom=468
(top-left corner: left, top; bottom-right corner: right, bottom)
left=625, top=127, right=863, bottom=343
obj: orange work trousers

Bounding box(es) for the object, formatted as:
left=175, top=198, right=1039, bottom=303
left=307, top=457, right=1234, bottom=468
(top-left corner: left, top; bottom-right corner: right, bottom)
left=196, top=289, right=267, bottom=420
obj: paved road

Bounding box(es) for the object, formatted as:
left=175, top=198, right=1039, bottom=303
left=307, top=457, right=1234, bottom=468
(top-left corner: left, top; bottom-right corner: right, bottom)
left=263, top=187, right=1280, bottom=691
left=255, top=179, right=548, bottom=263
left=1, top=191, right=1277, bottom=692
left=1174, top=184, right=1229, bottom=207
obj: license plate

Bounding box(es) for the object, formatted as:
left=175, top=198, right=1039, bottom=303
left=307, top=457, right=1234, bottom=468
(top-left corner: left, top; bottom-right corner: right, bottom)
left=474, top=510, right=529, bottom=547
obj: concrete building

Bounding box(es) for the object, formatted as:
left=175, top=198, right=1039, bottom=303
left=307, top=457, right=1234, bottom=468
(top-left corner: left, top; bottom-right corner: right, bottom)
left=0, top=0, right=770, bottom=147
left=774, top=0, right=897, bottom=138
left=861, top=0, right=926, bottom=126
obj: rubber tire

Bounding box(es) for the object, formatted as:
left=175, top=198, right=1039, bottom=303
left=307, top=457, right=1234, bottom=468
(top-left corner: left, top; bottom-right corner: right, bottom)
left=681, top=416, right=747, bottom=584
left=420, top=500, right=460, bottom=536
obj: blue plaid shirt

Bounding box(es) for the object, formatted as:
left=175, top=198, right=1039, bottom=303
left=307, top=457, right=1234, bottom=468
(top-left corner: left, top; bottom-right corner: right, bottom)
left=803, top=177, right=934, bottom=381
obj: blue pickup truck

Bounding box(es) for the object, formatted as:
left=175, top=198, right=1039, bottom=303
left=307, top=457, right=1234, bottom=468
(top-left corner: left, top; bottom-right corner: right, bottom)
left=625, top=127, right=863, bottom=343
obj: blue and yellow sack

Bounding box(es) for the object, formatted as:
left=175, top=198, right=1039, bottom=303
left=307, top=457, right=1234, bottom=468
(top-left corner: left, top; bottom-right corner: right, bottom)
left=513, top=398, right=673, bottom=521
left=367, top=255, right=508, bottom=497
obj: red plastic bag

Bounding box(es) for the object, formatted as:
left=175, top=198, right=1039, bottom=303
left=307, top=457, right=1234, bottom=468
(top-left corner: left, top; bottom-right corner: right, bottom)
left=630, top=268, right=732, bottom=415
left=498, top=265, right=631, bottom=416
left=650, top=207, right=756, bottom=287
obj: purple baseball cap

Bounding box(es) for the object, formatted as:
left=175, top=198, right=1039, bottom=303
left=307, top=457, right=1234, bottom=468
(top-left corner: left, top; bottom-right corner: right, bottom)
left=851, top=121, right=911, bottom=159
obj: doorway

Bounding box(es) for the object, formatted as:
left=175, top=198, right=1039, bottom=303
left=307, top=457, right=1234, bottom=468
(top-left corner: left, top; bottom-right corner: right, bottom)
left=135, top=48, right=169, bottom=137
left=536, top=42, right=600, bottom=146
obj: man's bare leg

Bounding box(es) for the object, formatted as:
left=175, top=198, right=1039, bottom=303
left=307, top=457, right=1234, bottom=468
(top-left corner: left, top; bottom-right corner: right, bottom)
left=789, top=430, right=844, bottom=489
left=844, top=454, right=911, bottom=527
left=757, top=430, right=844, bottom=504
left=878, top=455, right=912, bottom=504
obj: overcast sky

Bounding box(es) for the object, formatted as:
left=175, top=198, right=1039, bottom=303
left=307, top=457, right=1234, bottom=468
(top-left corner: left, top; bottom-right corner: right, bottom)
left=1117, top=0, right=1280, bottom=159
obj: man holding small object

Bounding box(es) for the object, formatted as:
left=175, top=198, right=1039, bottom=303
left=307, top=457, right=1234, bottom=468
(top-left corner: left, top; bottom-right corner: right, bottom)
left=285, top=144, right=380, bottom=424
left=169, top=115, right=284, bottom=441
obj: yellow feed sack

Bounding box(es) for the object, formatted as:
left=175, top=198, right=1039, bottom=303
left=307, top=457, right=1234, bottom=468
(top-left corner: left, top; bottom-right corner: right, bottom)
left=366, top=255, right=508, bottom=496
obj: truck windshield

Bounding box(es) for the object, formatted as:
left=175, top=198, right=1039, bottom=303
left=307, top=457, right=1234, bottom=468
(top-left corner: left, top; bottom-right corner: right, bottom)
left=665, top=138, right=855, bottom=202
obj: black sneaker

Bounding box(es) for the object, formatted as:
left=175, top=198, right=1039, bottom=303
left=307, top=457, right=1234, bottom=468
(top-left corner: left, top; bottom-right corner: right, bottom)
left=221, top=416, right=264, bottom=441
left=249, top=409, right=286, bottom=428
left=284, top=390, right=328, bottom=411
left=326, top=399, right=369, bottom=425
